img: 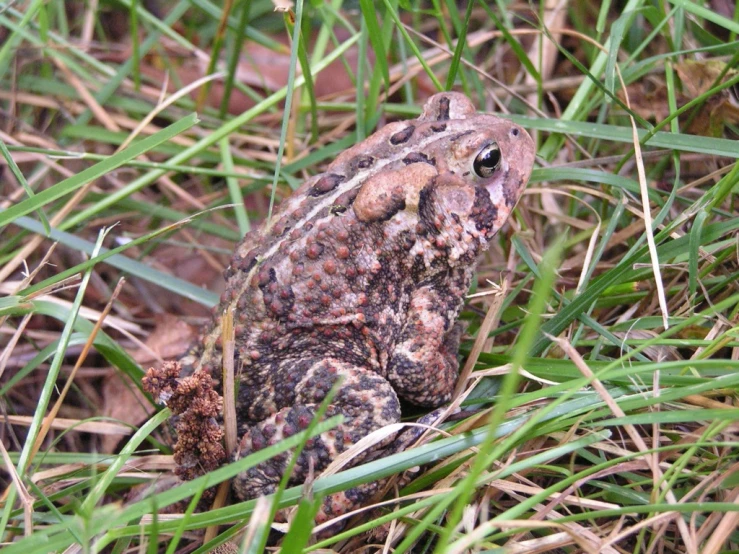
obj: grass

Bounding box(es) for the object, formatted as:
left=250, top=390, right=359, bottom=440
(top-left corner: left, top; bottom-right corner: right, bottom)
left=1, top=0, right=739, bottom=552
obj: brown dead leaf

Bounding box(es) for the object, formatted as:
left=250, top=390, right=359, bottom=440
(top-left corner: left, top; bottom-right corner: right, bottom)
left=620, top=75, right=675, bottom=122
left=620, top=60, right=739, bottom=137
left=676, top=60, right=739, bottom=136
left=135, top=314, right=199, bottom=365
left=100, top=372, right=150, bottom=453
left=677, top=60, right=737, bottom=97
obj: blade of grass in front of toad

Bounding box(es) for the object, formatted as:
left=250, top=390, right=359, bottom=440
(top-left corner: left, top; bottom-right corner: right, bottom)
left=441, top=240, right=565, bottom=552
left=385, top=241, right=565, bottom=553
left=94, top=417, right=344, bottom=553
left=277, top=497, right=322, bottom=554
left=79, top=392, right=615, bottom=554
left=248, top=377, right=343, bottom=553
left=80, top=409, right=173, bottom=525
left=75, top=390, right=616, bottom=547
left=311, top=431, right=610, bottom=550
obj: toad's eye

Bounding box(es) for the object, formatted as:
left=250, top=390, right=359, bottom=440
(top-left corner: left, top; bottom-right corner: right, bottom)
left=473, top=142, right=501, bottom=178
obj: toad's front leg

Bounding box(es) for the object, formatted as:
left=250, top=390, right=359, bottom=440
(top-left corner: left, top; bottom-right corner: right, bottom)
left=386, top=280, right=467, bottom=408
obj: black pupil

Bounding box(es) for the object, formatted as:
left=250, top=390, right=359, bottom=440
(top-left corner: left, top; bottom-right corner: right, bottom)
left=474, top=145, right=501, bottom=177
left=481, top=148, right=500, bottom=169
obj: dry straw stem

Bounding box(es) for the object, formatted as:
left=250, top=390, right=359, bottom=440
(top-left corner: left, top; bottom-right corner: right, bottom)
left=450, top=518, right=609, bottom=554
left=0, top=441, right=34, bottom=538
left=31, top=278, right=126, bottom=460
left=454, top=281, right=508, bottom=399
left=221, top=308, right=238, bottom=457
left=698, top=485, right=739, bottom=554
left=243, top=495, right=273, bottom=549
left=203, top=308, right=239, bottom=544
left=0, top=313, right=32, bottom=382
left=0, top=280, right=143, bottom=335
left=51, top=55, right=119, bottom=132
left=624, top=90, right=670, bottom=329
left=117, top=71, right=223, bottom=152
left=4, top=416, right=132, bottom=437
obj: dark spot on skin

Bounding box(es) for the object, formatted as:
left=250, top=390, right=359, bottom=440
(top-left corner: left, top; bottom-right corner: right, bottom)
left=271, top=220, right=291, bottom=238
left=370, top=192, right=406, bottom=222
left=257, top=266, right=277, bottom=287
left=224, top=251, right=258, bottom=280
left=352, top=156, right=375, bottom=171
left=403, top=152, right=435, bottom=166
left=390, top=125, right=415, bottom=145
left=257, top=267, right=295, bottom=320
left=470, top=186, right=499, bottom=234
left=329, top=205, right=348, bottom=216
left=334, top=187, right=360, bottom=207
left=239, top=255, right=257, bottom=274
left=417, top=180, right=437, bottom=234
left=511, top=127, right=520, bottom=137
left=430, top=123, right=447, bottom=133
left=437, top=96, right=451, bottom=121
left=503, top=178, right=519, bottom=208
left=309, top=173, right=345, bottom=196
left=397, top=230, right=416, bottom=251
left=449, top=130, right=474, bottom=141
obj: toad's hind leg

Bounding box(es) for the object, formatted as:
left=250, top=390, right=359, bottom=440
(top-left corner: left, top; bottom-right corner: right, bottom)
left=232, top=359, right=401, bottom=503
left=314, top=406, right=449, bottom=527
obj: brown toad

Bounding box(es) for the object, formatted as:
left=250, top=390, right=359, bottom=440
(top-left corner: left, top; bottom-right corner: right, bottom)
left=152, top=92, right=535, bottom=523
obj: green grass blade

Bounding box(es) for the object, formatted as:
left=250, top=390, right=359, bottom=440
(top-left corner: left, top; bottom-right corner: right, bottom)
left=0, top=114, right=198, bottom=228
left=0, top=139, right=50, bottom=233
